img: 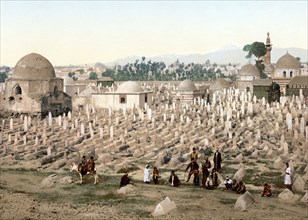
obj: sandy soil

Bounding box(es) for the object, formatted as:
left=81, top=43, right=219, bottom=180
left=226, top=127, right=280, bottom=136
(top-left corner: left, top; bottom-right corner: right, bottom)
left=0, top=162, right=307, bottom=220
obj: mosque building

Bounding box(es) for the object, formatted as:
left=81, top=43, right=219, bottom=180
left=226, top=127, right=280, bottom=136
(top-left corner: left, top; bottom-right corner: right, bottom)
left=0, top=53, right=72, bottom=117
left=273, top=52, right=301, bottom=94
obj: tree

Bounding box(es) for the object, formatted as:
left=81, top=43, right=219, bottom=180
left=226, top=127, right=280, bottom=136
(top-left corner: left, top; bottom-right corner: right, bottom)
left=89, top=72, right=98, bottom=80
left=68, top=72, right=77, bottom=80
left=243, top=41, right=267, bottom=79
left=0, top=73, right=7, bottom=83
left=243, top=42, right=267, bottom=59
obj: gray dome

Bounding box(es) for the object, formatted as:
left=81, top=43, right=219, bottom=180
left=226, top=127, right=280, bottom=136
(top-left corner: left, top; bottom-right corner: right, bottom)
left=116, top=81, right=142, bottom=93
left=239, top=64, right=260, bottom=77
left=178, top=79, right=197, bottom=91
left=13, top=53, right=56, bottom=80
left=276, top=52, right=300, bottom=69
left=211, top=78, right=232, bottom=90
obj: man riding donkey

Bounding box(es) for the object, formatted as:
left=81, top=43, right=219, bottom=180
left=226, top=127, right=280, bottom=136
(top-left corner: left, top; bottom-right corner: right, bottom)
left=71, top=155, right=98, bottom=184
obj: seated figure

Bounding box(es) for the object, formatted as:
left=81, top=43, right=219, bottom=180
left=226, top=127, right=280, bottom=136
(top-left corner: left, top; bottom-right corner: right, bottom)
left=262, top=183, right=272, bottom=197
left=169, top=170, right=180, bottom=187
left=223, top=176, right=232, bottom=190
left=237, top=181, right=246, bottom=194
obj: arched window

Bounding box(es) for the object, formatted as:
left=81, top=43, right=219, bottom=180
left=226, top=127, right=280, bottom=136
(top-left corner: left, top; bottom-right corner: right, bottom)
left=14, top=85, right=22, bottom=95
left=145, top=94, right=148, bottom=103
left=283, top=71, right=286, bottom=77
left=120, top=97, right=126, bottom=103
left=246, top=87, right=250, bottom=92
left=290, top=71, right=293, bottom=77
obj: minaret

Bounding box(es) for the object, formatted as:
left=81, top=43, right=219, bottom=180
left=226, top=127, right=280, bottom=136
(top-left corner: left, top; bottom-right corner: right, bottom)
left=265, top=32, right=272, bottom=65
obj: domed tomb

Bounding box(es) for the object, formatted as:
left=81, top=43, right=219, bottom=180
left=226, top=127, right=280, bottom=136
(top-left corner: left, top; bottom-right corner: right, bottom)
left=239, top=64, right=260, bottom=77
left=178, top=79, right=197, bottom=91
left=12, top=53, right=56, bottom=80
left=276, top=52, right=300, bottom=69
left=116, top=81, right=143, bottom=93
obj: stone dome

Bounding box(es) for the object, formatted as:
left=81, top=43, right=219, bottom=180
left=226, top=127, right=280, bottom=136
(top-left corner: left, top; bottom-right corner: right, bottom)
left=116, top=81, right=142, bottom=93
left=13, top=53, right=56, bottom=80
left=211, top=78, right=232, bottom=90
left=276, top=52, right=300, bottom=69
left=239, top=64, right=260, bottom=77
left=178, top=79, right=197, bottom=91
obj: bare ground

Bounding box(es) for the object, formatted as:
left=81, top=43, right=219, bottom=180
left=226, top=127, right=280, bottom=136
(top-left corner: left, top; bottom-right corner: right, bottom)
left=0, top=162, right=307, bottom=220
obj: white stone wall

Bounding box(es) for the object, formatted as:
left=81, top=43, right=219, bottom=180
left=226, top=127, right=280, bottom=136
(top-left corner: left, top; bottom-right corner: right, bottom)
left=91, top=92, right=153, bottom=110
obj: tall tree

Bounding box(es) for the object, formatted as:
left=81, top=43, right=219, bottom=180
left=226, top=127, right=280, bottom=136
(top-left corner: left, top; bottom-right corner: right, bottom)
left=243, top=41, right=267, bottom=78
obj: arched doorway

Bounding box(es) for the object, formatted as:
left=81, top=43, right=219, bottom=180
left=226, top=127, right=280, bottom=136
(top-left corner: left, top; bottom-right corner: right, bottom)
left=14, top=85, right=22, bottom=95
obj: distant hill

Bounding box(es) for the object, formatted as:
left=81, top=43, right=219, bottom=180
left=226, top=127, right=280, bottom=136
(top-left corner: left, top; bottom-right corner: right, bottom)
left=105, top=46, right=308, bottom=67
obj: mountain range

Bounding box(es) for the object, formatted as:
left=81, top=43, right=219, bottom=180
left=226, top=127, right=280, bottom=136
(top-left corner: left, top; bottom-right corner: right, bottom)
left=105, top=45, right=307, bottom=67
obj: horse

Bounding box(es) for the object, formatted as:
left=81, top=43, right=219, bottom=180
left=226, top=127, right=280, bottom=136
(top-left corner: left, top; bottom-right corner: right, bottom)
left=70, top=162, right=99, bottom=184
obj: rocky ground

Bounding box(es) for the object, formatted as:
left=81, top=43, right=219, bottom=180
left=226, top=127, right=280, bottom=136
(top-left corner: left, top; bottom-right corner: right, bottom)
left=0, top=160, right=307, bottom=220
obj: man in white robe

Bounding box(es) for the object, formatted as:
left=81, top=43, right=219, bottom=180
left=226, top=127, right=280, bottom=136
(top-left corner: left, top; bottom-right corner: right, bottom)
left=144, top=165, right=151, bottom=183
left=284, top=162, right=292, bottom=191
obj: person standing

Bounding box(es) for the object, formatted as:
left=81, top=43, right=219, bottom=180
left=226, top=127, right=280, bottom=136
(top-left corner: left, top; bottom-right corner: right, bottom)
left=213, top=149, right=222, bottom=172
left=152, top=167, right=159, bottom=184
left=120, top=172, right=131, bottom=187
left=169, top=170, right=180, bottom=187
left=202, top=157, right=211, bottom=186
left=185, top=160, right=199, bottom=182
left=190, top=148, right=198, bottom=162
left=284, top=163, right=292, bottom=191
left=144, top=165, right=151, bottom=183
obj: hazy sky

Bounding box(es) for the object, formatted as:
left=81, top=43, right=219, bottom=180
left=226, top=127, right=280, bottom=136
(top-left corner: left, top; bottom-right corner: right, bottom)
left=1, top=0, right=307, bottom=66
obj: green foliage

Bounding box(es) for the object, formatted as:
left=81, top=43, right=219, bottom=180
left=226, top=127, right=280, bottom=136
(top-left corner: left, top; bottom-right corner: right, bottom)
left=243, top=42, right=267, bottom=59
left=68, top=72, right=78, bottom=80
left=89, top=72, right=98, bottom=80
left=103, top=57, right=222, bottom=81
left=76, top=69, right=84, bottom=74
left=0, top=73, right=8, bottom=83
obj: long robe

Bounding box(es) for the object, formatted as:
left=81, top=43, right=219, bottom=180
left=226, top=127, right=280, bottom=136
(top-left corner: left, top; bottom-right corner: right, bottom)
left=284, top=167, right=292, bottom=185
left=144, top=167, right=151, bottom=182
left=213, top=151, right=222, bottom=170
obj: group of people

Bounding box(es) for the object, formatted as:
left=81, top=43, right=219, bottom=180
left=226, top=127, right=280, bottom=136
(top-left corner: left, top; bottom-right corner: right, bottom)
left=144, top=165, right=160, bottom=184
left=223, top=176, right=246, bottom=194
left=183, top=148, right=223, bottom=189
left=80, top=149, right=292, bottom=197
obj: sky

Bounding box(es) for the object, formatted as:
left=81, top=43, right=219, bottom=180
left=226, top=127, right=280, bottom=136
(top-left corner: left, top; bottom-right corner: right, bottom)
left=1, top=0, right=307, bottom=66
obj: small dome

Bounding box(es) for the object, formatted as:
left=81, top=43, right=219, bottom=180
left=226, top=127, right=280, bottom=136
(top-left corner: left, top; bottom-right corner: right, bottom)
left=62, top=75, right=75, bottom=85
left=239, top=64, right=260, bottom=77
left=178, top=79, right=197, bottom=91
left=276, top=52, right=300, bottom=69
left=116, top=81, right=142, bottom=93
left=13, top=53, right=56, bottom=80
left=211, top=78, right=232, bottom=90
left=79, top=87, right=96, bottom=97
